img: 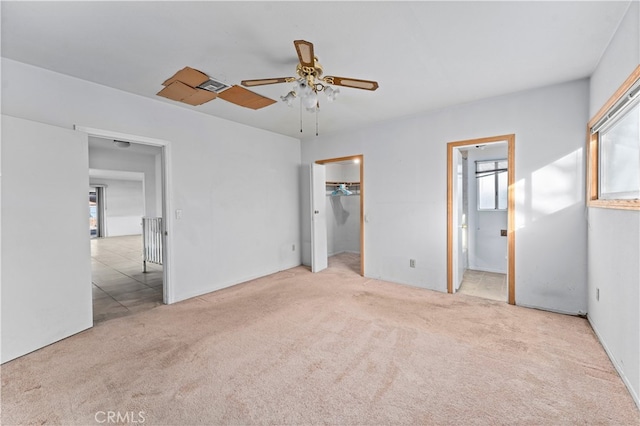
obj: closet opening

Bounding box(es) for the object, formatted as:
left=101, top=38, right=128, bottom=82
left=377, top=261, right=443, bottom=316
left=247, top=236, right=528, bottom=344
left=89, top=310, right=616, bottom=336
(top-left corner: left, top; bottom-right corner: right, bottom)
left=314, top=155, right=364, bottom=276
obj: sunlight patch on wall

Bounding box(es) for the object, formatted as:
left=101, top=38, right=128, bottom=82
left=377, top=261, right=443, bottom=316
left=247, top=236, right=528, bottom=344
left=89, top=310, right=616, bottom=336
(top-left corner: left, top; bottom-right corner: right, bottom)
left=515, top=178, right=527, bottom=230
left=531, top=148, right=583, bottom=221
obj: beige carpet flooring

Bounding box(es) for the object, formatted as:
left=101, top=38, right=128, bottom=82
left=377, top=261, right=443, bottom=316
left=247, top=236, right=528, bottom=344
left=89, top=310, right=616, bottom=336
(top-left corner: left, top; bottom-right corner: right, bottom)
left=2, top=253, right=638, bottom=425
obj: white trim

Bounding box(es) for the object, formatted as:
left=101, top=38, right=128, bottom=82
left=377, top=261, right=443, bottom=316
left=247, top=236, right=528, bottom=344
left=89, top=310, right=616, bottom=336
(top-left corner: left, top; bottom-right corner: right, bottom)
left=591, top=80, right=640, bottom=134
left=517, top=303, right=586, bottom=317
left=588, top=317, right=640, bottom=409
left=75, top=126, right=169, bottom=148
left=89, top=169, right=144, bottom=181
left=467, top=266, right=508, bottom=275
left=75, top=125, right=175, bottom=304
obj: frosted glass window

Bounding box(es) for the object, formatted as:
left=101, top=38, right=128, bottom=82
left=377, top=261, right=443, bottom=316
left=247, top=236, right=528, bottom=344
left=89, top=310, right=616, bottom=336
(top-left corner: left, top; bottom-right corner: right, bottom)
left=476, top=159, right=508, bottom=210
left=478, top=175, right=496, bottom=209
left=599, top=102, right=640, bottom=200
left=497, top=170, right=508, bottom=209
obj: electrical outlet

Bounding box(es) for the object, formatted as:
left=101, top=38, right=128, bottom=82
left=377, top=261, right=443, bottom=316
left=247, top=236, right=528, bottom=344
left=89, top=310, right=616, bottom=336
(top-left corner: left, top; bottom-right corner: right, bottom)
left=292, top=244, right=296, bottom=251
left=596, top=288, right=599, bottom=301
left=410, top=259, right=416, bottom=268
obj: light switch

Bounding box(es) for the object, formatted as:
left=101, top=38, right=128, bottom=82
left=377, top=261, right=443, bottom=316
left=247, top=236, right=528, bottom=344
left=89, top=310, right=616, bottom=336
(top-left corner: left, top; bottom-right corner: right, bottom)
left=176, top=209, right=183, bottom=220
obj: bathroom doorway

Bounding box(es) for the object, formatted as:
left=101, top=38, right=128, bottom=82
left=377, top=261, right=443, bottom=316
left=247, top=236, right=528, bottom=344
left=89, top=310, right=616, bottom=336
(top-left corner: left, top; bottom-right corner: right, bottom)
left=447, top=135, right=515, bottom=304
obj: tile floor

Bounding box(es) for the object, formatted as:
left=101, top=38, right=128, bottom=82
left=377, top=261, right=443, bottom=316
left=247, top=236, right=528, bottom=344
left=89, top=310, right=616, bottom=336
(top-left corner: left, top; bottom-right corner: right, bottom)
left=91, top=235, right=163, bottom=324
left=457, top=269, right=507, bottom=302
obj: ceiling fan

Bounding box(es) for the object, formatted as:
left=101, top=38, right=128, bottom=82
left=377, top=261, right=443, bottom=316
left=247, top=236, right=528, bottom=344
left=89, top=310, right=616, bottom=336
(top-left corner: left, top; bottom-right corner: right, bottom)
left=241, top=40, right=379, bottom=112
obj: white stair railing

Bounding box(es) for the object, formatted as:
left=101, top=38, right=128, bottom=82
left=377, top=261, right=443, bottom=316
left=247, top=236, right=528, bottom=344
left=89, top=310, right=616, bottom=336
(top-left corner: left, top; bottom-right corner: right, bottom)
left=142, top=217, right=163, bottom=272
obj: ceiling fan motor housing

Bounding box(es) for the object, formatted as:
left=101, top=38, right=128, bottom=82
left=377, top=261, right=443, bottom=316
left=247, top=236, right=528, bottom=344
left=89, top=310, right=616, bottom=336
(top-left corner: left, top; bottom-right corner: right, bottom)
left=297, top=60, right=323, bottom=85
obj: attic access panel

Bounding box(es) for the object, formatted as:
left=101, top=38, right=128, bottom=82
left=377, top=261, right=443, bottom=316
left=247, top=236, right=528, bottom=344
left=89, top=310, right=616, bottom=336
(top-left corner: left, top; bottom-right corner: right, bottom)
left=217, top=85, right=277, bottom=110
left=157, top=81, right=217, bottom=106
left=198, top=79, right=230, bottom=93
left=157, top=66, right=275, bottom=109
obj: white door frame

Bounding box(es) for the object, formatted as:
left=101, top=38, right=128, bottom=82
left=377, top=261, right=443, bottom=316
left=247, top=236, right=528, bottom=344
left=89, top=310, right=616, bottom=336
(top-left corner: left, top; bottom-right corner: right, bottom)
left=447, top=135, right=515, bottom=305
left=74, top=126, right=175, bottom=304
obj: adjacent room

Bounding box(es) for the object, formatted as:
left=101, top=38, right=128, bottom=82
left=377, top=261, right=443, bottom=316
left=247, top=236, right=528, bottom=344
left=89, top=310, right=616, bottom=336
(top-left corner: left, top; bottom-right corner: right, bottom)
left=88, top=137, right=165, bottom=323
left=1, top=1, right=638, bottom=424
left=453, top=141, right=509, bottom=302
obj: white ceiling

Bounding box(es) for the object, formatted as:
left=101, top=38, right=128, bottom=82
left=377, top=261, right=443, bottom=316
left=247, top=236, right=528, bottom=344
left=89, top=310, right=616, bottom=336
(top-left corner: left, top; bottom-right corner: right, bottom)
left=1, top=1, right=632, bottom=139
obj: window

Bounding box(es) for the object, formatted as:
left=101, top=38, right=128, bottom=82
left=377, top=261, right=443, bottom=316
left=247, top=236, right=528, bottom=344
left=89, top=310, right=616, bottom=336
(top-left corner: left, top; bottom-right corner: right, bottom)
left=476, top=159, right=507, bottom=210
left=599, top=102, right=639, bottom=199
left=588, top=66, right=640, bottom=210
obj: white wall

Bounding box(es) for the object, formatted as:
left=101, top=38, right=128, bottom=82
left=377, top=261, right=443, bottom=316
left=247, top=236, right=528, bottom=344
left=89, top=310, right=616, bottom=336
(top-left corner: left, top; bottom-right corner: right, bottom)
left=587, top=1, right=639, bottom=408
left=327, top=196, right=360, bottom=256
left=467, top=144, right=508, bottom=274
left=89, top=141, right=157, bottom=236
left=301, top=78, right=589, bottom=315
left=91, top=178, right=144, bottom=237
left=89, top=139, right=161, bottom=217
left=2, top=58, right=301, bottom=305
left=326, top=162, right=360, bottom=183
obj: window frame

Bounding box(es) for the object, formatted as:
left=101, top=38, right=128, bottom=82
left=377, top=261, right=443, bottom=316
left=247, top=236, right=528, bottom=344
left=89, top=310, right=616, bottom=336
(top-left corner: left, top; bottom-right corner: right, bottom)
left=476, top=159, right=508, bottom=211
left=587, top=65, right=640, bottom=211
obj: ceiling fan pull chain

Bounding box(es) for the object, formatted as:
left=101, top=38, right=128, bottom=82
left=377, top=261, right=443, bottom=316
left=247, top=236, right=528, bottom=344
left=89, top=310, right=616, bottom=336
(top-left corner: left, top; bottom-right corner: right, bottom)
left=300, top=99, right=303, bottom=133
left=315, top=104, right=319, bottom=136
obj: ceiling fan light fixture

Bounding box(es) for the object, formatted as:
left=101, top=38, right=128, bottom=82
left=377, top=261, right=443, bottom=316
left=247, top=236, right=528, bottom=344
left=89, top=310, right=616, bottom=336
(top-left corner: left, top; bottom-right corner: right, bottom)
left=297, top=79, right=312, bottom=97
left=302, top=91, right=318, bottom=110
left=324, top=85, right=340, bottom=102
left=281, top=91, right=297, bottom=107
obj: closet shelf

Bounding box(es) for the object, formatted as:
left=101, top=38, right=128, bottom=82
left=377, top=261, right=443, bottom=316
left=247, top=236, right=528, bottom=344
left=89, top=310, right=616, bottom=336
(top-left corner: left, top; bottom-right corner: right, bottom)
left=326, top=181, right=360, bottom=196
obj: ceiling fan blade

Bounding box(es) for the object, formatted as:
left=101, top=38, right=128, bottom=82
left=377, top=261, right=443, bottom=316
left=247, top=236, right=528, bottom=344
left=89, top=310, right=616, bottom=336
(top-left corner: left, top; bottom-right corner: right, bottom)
left=294, top=40, right=315, bottom=68
left=323, top=76, right=379, bottom=91
left=241, top=77, right=293, bottom=87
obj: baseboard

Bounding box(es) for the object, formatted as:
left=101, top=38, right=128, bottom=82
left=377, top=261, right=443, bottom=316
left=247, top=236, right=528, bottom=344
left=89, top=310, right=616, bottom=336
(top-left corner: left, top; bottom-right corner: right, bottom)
left=516, top=302, right=586, bottom=317
left=329, top=250, right=361, bottom=256
left=468, top=266, right=507, bottom=274
left=588, top=316, right=640, bottom=410
left=172, top=261, right=303, bottom=304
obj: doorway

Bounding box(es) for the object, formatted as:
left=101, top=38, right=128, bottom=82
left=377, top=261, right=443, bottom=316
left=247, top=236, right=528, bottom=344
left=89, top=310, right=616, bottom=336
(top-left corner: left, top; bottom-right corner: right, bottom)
left=76, top=125, right=173, bottom=311
left=447, top=135, right=515, bottom=304
left=89, top=187, right=98, bottom=238
left=89, top=185, right=106, bottom=238
left=312, top=155, right=364, bottom=276
left=87, top=137, right=164, bottom=323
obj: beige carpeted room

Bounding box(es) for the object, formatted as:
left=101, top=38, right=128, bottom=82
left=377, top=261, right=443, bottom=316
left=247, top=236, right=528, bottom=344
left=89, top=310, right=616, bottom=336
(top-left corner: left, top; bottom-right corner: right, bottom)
left=2, top=257, right=638, bottom=424
left=1, top=1, right=639, bottom=425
